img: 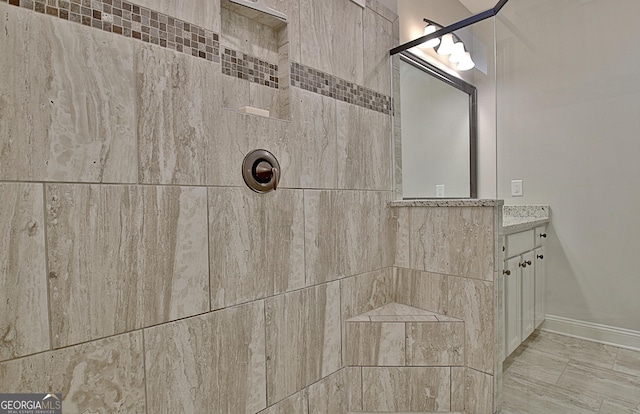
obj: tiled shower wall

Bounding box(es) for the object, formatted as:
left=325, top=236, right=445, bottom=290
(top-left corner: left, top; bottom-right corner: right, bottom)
left=0, top=0, right=398, bottom=412
left=393, top=201, right=503, bottom=414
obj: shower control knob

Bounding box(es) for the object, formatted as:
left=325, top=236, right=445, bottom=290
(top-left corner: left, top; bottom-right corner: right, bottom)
left=242, top=149, right=280, bottom=193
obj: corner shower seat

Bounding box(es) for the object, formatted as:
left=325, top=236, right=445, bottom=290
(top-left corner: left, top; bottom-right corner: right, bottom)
left=345, top=303, right=466, bottom=413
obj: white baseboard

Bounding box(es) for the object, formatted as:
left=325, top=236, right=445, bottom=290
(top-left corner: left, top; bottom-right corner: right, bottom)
left=542, top=314, right=640, bottom=352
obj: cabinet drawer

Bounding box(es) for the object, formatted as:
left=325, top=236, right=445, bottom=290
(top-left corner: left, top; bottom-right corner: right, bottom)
left=506, top=229, right=534, bottom=258
left=535, top=226, right=548, bottom=247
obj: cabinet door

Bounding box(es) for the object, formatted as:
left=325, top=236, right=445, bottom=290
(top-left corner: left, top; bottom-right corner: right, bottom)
left=505, top=256, right=522, bottom=357
left=521, top=251, right=536, bottom=340
left=534, top=246, right=547, bottom=328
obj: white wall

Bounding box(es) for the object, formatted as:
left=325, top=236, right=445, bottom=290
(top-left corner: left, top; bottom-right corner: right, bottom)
left=497, top=0, right=640, bottom=332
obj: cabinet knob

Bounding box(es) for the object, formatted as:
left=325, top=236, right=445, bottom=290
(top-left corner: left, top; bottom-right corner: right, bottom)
left=539, top=233, right=547, bottom=238
left=537, top=254, right=544, bottom=260
left=503, top=269, right=511, bottom=276
left=526, top=260, right=532, bottom=265
left=519, top=262, right=527, bottom=268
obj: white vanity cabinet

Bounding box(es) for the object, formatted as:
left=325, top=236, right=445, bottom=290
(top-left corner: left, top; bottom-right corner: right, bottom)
left=503, top=225, right=547, bottom=358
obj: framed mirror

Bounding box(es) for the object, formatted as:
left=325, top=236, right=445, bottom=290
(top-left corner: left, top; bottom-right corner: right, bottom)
left=398, top=51, right=477, bottom=199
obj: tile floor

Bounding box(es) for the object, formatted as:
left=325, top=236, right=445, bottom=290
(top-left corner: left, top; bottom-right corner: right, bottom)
left=502, top=330, right=640, bottom=413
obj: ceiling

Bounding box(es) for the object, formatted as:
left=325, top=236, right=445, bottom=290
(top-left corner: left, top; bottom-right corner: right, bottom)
left=458, top=0, right=498, bottom=14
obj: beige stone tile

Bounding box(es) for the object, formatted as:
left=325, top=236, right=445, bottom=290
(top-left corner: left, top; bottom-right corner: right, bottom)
left=361, top=367, right=451, bottom=412
left=598, top=399, right=640, bottom=413
left=0, top=184, right=49, bottom=361
left=222, top=75, right=251, bottom=113
left=556, top=361, right=640, bottom=407
left=365, top=0, right=397, bottom=22
left=503, top=346, right=569, bottom=385
left=525, top=331, right=618, bottom=370
left=409, top=207, right=494, bottom=280
left=206, top=109, right=247, bottom=187
left=331, top=0, right=364, bottom=83
left=308, top=369, right=350, bottom=414
left=393, top=125, right=403, bottom=200
left=451, top=366, right=466, bottom=412
left=209, top=106, right=323, bottom=189
left=360, top=302, right=438, bottom=317
left=0, top=7, right=136, bottom=183
left=406, top=321, right=465, bottom=367
left=341, top=269, right=395, bottom=367
left=258, top=390, right=308, bottom=414
left=394, top=208, right=410, bottom=268
left=346, top=322, right=405, bottom=366
left=370, top=315, right=438, bottom=322
left=336, top=102, right=392, bottom=191
left=288, top=87, right=337, bottom=189
left=265, top=282, right=341, bottom=405
left=298, top=0, right=332, bottom=76
left=135, top=44, right=221, bottom=185
left=363, top=6, right=393, bottom=95
left=249, top=83, right=281, bottom=119
left=221, top=1, right=280, bottom=63
left=0, top=331, right=145, bottom=413
left=47, top=184, right=209, bottom=347
left=305, top=191, right=394, bottom=285
left=394, top=268, right=449, bottom=315
left=300, top=0, right=363, bottom=84
left=134, top=0, right=220, bottom=32
left=334, top=190, right=395, bottom=277
left=209, top=187, right=305, bottom=309
left=340, top=268, right=395, bottom=324
left=145, top=301, right=266, bottom=414
left=448, top=276, right=494, bottom=374
left=614, top=348, right=640, bottom=377
left=502, top=371, right=600, bottom=414
left=263, top=0, right=301, bottom=62
left=346, top=366, right=363, bottom=411
left=303, top=190, right=339, bottom=283
left=465, top=368, right=494, bottom=414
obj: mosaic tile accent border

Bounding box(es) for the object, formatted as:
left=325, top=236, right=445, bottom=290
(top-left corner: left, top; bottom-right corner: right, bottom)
left=3, top=0, right=220, bottom=63
left=222, top=47, right=279, bottom=89
left=2, top=0, right=393, bottom=114
left=291, top=62, right=392, bottom=115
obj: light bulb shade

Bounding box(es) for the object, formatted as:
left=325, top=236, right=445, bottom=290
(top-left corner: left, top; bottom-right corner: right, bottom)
left=437, top=34, right=454, bottom=55
left=421, top=25, right=441, bottom=49
left=448, top=42, right=466, bottom=63
left=457, top=52, right=475, bottom=71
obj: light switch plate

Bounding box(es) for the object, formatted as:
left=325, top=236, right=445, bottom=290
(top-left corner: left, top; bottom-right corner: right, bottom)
left=436, top=184, right=445, bottom=197
left=511, top=180, right=523, bottom=197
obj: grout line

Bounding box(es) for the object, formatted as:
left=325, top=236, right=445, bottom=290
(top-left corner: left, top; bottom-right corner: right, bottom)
left=41, top=183, right=55, bottom=352
left=0, top=179, right=397, bottom=194
left=263, top=299, right=269, bottom=410
left=141, top=328, right=150, bottom=413
left=206, top=186, right=212, bottom=312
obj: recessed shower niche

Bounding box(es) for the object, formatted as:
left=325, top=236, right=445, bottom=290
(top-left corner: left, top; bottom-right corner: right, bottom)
left=221, top=0, right=290, bottom=120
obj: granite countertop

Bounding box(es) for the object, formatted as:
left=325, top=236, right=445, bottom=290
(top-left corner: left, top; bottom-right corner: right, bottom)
left=390, top=199, right=503, bottom=207
left=502, top=205, right=550, bottom=234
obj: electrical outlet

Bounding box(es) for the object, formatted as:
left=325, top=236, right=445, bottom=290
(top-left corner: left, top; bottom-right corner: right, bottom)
left=511, top=180, right=523, bottom=197
left=436, top=184, right=445, bottom=197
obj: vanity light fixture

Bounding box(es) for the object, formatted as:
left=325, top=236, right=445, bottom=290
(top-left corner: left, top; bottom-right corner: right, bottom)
left=420, top=18, right=475, bottom=71
left=421, top=23, right=441, bottom=49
